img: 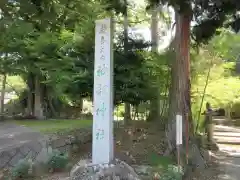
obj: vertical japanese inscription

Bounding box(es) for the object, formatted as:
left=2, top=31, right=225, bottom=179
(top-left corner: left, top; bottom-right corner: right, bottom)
left=96, top=129, right=104, bottom=140
left=92, top=18, right=114, bottom=164
left=96, top=84, right=107, bottom=96
left=96, top=64, right=107, bottom=77
left=96, top=102, right=106, bottom=117
left=99, top=24, right=107, bottom=34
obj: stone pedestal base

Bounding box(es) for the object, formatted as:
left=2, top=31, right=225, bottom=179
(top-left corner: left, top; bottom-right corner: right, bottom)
left=70, top=159, right=140, bottom=180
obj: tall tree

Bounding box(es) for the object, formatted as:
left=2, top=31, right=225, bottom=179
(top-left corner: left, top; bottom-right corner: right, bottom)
left=147, top=0, right=240, bottom=177
left=123, top=0, right=132, bottom=123
left=147, top=4, right=161, bottom=121
left=0, top=74, right=7, bottom=121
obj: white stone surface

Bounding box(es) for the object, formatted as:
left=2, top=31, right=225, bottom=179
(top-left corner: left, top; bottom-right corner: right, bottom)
left=92, top=17, right=114, bottom=164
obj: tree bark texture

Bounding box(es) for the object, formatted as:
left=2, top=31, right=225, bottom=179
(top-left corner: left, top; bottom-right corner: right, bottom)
left=148, top=5, right=161, bottom=121
left=27, top=73, right=34, bottom=116
left=0, top=74, right=7, bottom=121
left=124, top=103, right=131, bottom=123
left=123, top=0, right=132, bottom=124
left=166, top=11, right=206, bottom=175
left=34, top=75, right=44, bottom=119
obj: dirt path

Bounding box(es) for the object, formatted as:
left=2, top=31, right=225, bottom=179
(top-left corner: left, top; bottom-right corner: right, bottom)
left=213, top=121, right=240, bottom=180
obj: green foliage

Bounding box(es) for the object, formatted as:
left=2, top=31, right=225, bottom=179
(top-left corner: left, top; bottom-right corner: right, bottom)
left=103, top=0, right=126, bottom=14
left=159, top=165, right=183, bottom=180
left=148, top=153, right=174, bottom=168
left=66, top=32, right=169, bottom=106
left=211, top=29, right=240, bottom=62
left=192, top=1, right=240, bottom=43
left=10, top=159, right=32, bottom=179
left=46, top=150, right=69, bottom=171
left=0, top=0, right=171, bottom=119
left=1, top=75, right=26, bottom=93
left=192, top=61, right=240, bottom=110
left=0, top=20, right=33, bottom=74
left=148, top=0, right=240, bottom=44
left=147, top=153, right=183, bottom=180
left=191, top=30, right=240, bottom=131
left=5, top=0, right=240, bottom=123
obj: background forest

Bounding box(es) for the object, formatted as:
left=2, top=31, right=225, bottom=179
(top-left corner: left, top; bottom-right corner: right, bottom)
left=1, top=0, right=240, bottom=127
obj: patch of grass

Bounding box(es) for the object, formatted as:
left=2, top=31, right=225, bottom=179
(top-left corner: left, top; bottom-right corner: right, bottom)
left=46, top=150, right=69, bottom=172
left=13, top=119, right=92, bottom=133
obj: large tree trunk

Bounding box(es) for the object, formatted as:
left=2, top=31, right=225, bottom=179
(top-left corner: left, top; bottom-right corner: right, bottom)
left=166, top=11, right=206, bottom=177
left=148, top=5, right=161, bottom=121
left=26, top=73, right=34, bottom=116
left=0, top=74, right=7, bottom=121
left=123, top=0, right=132, bottom=124
left=78, top=97, right=83, bottom=113
left=34, top=76, right=44, bottom=120
left=124, top=103, right=131, bottom=123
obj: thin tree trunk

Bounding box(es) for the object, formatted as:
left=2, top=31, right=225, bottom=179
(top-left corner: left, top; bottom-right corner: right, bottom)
left=123, top=0, right=131, bottom=124
left=48, top=98, right=58, bottom=118
left=79, top=97, right=83, bottom=112
left=148, top=5, right=161, bottom=121
left=166, top=11, right=206, bottom=176
left=34, top=76, right=44, bottom=120
left=133, top=105, right=138, bottom=121
left=160, top=70, right=170, bottom=118
left=196, top=62, right=212, bottom=133
left=0, top=74, right=7, bottom=121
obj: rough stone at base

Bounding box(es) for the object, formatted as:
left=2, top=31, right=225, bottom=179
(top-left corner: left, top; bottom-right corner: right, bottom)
left=70, top=159, right=140, bottom=180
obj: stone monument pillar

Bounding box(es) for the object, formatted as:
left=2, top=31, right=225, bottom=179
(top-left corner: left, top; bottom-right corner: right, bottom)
left=70, top=17, right=140, bottom=180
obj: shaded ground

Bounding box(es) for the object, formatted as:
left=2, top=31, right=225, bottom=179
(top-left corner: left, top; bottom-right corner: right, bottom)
left=40, top=121, right=221, bottom=180
left=3, top=119, right=238, bottom=179
left=0, top=122, right=43, bottom=152
left=38, top=121, right=170, bottom=180
left=0, top=121, right=168, bottom=179
left=114, top=121, right=167, bottom=165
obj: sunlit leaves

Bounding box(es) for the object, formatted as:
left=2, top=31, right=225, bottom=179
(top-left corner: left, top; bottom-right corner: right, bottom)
left=210, top=29, right=240, bottom=62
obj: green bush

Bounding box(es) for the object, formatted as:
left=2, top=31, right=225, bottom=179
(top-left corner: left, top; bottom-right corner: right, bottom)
left=147, top=153, right=183, bottom=180
left=159, top=165, right=183, bottom=180
left=148, top=153, right=174, bottom=168
left=10, top=159, right=32, bottom=179
left=47, top=150, right=69, bottom=171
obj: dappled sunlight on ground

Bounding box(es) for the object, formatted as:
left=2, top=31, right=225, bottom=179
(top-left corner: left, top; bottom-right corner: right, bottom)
left=212, top=119, right=240, bottom=180
left=214, top=125, right=240, bottom=132
left=218, top=156, right=240, bottom=180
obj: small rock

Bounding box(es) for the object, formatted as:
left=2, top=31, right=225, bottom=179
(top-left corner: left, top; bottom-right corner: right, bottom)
left=70, top=159, right=140, bottom=180
left=70, top=159, right=91, bottom=177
